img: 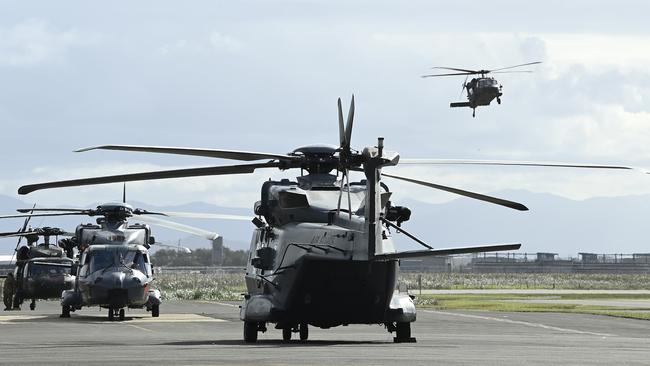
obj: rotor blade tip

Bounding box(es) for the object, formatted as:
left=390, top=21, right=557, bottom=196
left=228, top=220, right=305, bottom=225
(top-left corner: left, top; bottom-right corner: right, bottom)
left=74, top=146, right=99, bottom=153
left=17, top=187, right=31, bottom=195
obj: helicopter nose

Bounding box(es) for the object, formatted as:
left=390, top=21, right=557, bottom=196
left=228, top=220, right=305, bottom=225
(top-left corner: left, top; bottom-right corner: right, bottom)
left=97, top=271, right=127, bottom=288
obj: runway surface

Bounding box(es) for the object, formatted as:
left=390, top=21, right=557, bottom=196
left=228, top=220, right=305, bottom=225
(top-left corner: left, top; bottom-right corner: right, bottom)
left=0, top=300, right=649, bottom=365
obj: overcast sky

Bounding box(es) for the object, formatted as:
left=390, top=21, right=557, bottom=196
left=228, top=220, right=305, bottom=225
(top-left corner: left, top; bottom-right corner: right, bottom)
left=1, top=0, right=650, bottom=211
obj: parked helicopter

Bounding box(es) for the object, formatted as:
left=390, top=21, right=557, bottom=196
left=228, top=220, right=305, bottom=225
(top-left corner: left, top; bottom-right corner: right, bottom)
left=1, top=226, right=75, bottom=311
left=15, top=96, right=636, bottom=341
left=0, top=202, right=225, bottom=320
left=422, top=61, right=541, bottom=117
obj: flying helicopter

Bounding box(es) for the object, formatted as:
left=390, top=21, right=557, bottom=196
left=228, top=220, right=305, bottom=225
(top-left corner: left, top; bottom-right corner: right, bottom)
left=1, top=226, right=75, bottom=311
left=15, top=96, right=637, bottom=341
left=422, top=61, right=541, bottom=117
left=0, top=202, right=227, bottom=320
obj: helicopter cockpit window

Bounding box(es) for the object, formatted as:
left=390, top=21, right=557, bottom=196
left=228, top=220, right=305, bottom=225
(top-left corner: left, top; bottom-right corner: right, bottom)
left=89, top=251, right=115, bottom=273
left=27, top=263, right=71, bottom=277
left=119, top=250, right=147, bottom=273
left=278, top=191, right=309, bottom=209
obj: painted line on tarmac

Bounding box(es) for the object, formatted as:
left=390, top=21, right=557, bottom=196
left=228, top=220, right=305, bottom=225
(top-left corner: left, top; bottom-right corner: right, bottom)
left=422, top=310, right=615, bottom=337
left=124, top=323, right=155, bottom=333
left=129, top=314, right=227, bottom=323
left=0, top=315, right=48, bottom=323
left=0, top=313, right=227, bottom=324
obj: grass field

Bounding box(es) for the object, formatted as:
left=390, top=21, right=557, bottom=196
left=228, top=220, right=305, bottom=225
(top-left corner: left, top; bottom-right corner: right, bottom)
left=415, top=293, right=650, bottom=320
left=399, top=273, right=650, bottom=290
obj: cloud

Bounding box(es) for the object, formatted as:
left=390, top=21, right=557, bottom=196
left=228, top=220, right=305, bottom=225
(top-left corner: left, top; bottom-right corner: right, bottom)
left=158, top=31, right=243, bottom=55
left=0, top=19, right=99, bottom=66
left=209, top=32, right=243, bottom=52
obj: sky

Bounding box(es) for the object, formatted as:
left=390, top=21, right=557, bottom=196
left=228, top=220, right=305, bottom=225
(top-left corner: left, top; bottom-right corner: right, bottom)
left=0, top=1, right=650, bottom=243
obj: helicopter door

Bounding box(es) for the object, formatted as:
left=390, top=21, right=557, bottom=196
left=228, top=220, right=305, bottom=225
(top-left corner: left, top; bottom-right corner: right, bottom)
left=143, top=253, right=153, bottom=277
left=78, top=252, right=89, bottom=277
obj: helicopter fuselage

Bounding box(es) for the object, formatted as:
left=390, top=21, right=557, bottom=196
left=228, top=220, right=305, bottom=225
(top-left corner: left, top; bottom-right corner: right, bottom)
left=240, top=175, right=416, bottom=331
left=61, top=215, right=161, bottom=319
left=8, top=244, right=75, bottom=310
left=63, top=244, right=159, bottom=312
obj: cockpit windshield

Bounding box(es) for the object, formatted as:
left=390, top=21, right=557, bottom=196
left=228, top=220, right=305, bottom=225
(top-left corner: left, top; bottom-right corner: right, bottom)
left=88, top=248, right=147, bottom=274
left=27, top=262, right=71, bottom=277
left=478, top=79, right=497, bottom=87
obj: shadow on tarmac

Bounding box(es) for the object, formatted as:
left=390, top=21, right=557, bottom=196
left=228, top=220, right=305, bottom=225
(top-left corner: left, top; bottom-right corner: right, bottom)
left=162, top=339, right=389, bottom=347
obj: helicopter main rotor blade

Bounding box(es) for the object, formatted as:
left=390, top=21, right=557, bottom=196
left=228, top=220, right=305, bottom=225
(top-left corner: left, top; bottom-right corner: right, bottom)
left=381, top=172, right=528, bottom=211
left=0, top=230, right=74, bottom=237
left=421, top=72, right=475, bottom=78
left=16, top=208, right=87, bottom=213
left=398, top=159, right=640, bottom=171
left=11, top=204, right=35, bottom=264
left=431, top=66, right=479, bottom=73
left=158, top=212, right=251, bottom=221
left=134, top=215, right=220, bottom=240
left=75, top=145, right=300, bottom=162
left=489, top=61, right=542, bottom=72
left=154, top=242, right=192, bottom=253
left=490, top=71, right=534, bottom=74
left=338, top=98, right=346, bottom=147
left=375, top=243, right=521, bottom=260
left=0, top=212, right=87, bottom=219
left=18, top=162, right=281, bottom=195
left=345, top=95, right=355, bottom=148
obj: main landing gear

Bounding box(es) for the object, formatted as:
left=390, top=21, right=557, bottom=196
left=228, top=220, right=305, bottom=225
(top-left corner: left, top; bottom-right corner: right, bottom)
left=388, top=322, right=417, bottom=343
left=281, top=323, right=309, bottom=342
left=244, top=321, right=265, bottom=343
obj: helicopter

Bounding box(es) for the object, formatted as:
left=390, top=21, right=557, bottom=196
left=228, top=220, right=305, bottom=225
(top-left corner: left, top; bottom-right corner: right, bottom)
left=14, top=96, right=636, bottom=341
left=0, top=202, right=225, bottom=320
left=422, top=61, right=542, bottom=117
left=1, top=226, right=76, bottom=311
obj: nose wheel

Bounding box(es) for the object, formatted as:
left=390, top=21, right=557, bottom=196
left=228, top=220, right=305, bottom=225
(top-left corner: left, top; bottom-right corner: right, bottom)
left=244, top=321, right=259, bottom=343
left=108, top=307, right=125, bottom=321
left=60, top=305, right=71, bottom=318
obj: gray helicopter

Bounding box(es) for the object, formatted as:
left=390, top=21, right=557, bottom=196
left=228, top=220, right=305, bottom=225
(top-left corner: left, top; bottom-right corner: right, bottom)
left=1, top=226, right=76, bottom=311
left=15, top=96, right=637, bottom=340
left=1, top=202, right=223, bottom=320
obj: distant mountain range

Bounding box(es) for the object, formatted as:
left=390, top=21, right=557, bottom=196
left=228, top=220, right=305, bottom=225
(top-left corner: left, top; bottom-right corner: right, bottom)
left=0, top=191, right=648, bottom=257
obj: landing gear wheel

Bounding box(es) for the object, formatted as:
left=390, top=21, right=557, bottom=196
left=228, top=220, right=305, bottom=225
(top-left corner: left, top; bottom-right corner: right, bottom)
left=119, top=308, right=125, bottom=321
left=151, top=304, right=159, bottom=317
left=282, top=327, right=292, bottom=341
left=394, top=322, right=416, bottom=343
left=472, top=109, right=476, bottom=118
left=299, top=323, right=308, bottom=341
left=497, top=97, right=501, bottom=104
left=29, top=300, right=35, bottom=311
left=60, top=305, right=71, bottom=318
left=108, top=308, right=115, bottom=321
left=244, top=321, right=258, bottom=343
left=12, top=293, right=21, bottom=310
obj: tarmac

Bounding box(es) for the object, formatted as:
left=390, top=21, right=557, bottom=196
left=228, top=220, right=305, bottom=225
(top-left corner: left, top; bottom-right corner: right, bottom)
left=0, top=300, right=649, bottom=365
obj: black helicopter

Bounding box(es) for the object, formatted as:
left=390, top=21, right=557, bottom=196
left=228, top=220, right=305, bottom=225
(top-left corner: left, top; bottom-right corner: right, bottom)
left=422, top=61, right=541, bottom=117
left=1, top=226, right=76, bottom=311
